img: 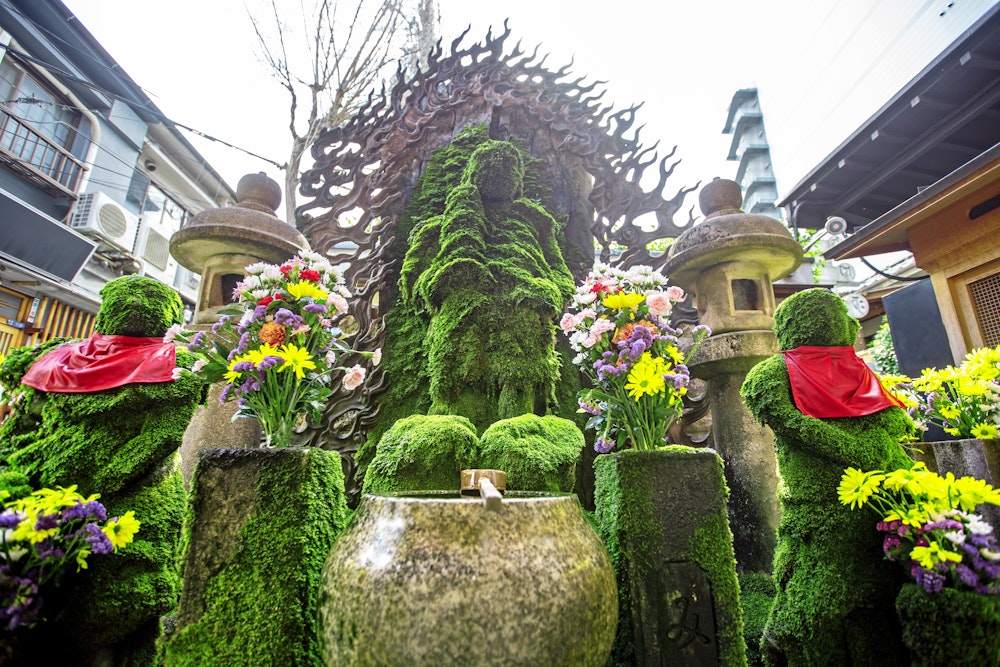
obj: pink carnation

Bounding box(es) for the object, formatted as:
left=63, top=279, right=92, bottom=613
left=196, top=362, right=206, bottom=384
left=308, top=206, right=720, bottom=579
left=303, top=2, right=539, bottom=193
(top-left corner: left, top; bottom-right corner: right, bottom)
left=666, top=285, right=685, bottom=302
left=330, top=294, right=349, bottom=315
left=590, top=318, right=616, bottom=337
left=645, top=292, right=673, bottom=317
left=342, top=364, right=366, bottom=391
left=560, top=313, right=578, bottom=334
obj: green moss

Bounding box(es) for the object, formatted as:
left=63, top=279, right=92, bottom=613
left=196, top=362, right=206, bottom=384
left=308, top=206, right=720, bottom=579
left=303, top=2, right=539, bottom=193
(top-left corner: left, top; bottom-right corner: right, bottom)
left=94, top=275, right=184, bottom=337
left=773, top=288, right=859, bottom=350
left=362, top=414, right=479, bottom=494
left=738, top=572, right=776, bottom=667
left=162, top=448, right=349, bottom=666
left=593, top=454, right=634, bottom=666
left=895, top=583, right=1000, bottom=666
left=476, top=414, right=582, bottom=492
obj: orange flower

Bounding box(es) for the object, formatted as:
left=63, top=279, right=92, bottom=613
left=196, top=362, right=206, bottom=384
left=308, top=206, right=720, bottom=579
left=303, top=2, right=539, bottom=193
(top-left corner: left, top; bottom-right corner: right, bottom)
left=259, top=322, right=286, bottom=347
left=612, top=320, right=659, bottom=344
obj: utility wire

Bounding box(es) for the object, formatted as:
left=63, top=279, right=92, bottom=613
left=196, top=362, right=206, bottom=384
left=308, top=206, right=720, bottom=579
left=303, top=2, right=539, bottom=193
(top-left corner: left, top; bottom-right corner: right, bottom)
left=0, top=43, right=285, bottom=170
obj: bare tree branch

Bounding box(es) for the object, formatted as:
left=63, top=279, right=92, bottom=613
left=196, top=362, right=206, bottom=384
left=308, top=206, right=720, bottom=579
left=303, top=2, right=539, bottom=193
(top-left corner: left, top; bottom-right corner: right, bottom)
left=250, top=0, right=437, bottom=223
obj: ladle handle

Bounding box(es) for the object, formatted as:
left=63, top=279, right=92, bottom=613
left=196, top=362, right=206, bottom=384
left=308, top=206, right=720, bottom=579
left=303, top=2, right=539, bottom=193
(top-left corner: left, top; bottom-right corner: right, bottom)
left=478, top=477, right=503, bottom=512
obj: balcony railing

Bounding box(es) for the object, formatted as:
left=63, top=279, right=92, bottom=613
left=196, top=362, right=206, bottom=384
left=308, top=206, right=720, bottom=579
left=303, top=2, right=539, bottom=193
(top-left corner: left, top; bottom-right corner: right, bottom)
left=0, top=105, right=86, bottom=197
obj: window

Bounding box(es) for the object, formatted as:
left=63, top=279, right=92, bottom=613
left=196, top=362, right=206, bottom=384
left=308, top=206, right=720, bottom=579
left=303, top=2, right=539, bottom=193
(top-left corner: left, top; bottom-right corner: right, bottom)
left=0, top=56, right=80, bottom=150
left=140, top=182, right=188, bottom=231
left=0, top=54, right=86, bottom=192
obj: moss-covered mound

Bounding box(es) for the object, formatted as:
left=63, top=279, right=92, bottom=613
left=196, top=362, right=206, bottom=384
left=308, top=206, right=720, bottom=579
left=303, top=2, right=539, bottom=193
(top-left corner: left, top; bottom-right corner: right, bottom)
left=895, top=583, right=1000, bottom=667
left=362, top=414, right=480, bottom=493
left=94, top=274, right=185, bottom=337
left=476, top=414, right=583, bottom=492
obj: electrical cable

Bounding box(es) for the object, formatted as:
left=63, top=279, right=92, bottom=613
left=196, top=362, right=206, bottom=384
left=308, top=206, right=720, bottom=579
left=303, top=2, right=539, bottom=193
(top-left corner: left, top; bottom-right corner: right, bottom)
left=859, top=256, right=926, bottom=282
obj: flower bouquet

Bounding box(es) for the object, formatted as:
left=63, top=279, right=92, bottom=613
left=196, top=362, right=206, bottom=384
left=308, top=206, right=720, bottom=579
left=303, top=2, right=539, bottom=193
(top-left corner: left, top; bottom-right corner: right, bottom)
left=838, top=463, right=1000, bottom=594
left=1, top=486, right=138, bottom=632
left=561, top=263, right=709, bottom=453
left=883, top=345, right=1000, bottom=440
left=168, top=251, right=375, bottom=448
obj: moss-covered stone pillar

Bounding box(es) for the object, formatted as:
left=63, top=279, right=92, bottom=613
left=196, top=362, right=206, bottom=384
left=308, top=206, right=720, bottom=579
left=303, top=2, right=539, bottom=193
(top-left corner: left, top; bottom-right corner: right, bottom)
left=661, top=179, right=802, bottom=574
left=162, top=447, right=350, bottom=666
left=594, top=448, right=747, bottom=667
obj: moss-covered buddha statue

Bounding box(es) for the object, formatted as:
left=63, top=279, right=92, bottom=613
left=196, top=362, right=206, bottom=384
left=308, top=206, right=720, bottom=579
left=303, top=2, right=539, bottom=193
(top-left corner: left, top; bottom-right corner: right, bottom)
left=0, top=275, right=206, bottom=665
left=740, top=288, right=914, bottom=666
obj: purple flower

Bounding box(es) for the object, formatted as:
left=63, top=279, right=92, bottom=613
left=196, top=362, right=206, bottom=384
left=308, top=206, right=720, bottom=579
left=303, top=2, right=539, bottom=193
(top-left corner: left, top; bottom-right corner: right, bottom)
left=274, top=308, right=304, bottom=328
left=232, top=361, right=255, bottom=374
left=0, top=511, right=20, bottom=529
left=77, top=522, right=113, bottom=555
left=252, top=305, right=268, bottom=321
left=954, top=563, right=980, bottom=589
left=594, top=437, right=615, bottom=454
left=212, top=315, right=231, bottom=334
left=33, top=513, right=58, bottom=532
left=578, top=397, right=602, bottom=416
left=692, top=324, right=712, bottom=336
left=257, top=355, right=283, bottom=371
left=219, top=384, right=233, bottom=403
left=186, top=331, right=207, bottom=352
left=303, top=303, right=327, bottom=313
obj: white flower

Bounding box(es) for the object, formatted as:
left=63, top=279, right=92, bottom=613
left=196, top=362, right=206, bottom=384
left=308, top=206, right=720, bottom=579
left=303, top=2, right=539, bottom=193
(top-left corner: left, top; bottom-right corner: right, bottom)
left=251, top=288, right=270, bottom=299
left=981, top=548, right=1000, bottom=561
left=261, top=264, right=284, bottom=281
left=192, top=358, right=207, bottom=373
left=245, top=262, right=270, bottom=275
left=242, top=274, right=262, bottom=290
left=342, top=364, right=366, bottom=391
left=163, top=323, right=184, bottom=343
left=572, top=352, right=587, bottom=365
left=944, top=530, right=966, bottom=545
left=171, top=367, right=184, bottom=380
left=372, top=348, right=382, bottom=366
left=298, top=250, right=324, bottom=263
left=968, top=514, right=994, bottom=536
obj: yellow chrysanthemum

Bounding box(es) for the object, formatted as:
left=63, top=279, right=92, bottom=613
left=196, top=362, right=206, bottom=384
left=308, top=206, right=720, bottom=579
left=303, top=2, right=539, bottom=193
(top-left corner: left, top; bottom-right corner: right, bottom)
left=910, top=542, right=963, bottom=570
left=278, top=343, right=317, bottom=379
left=882, top=464, right=930, bottom=495
left=837, top=468, right=884, bottom=510
left=939, top=404, right=961, bottom=420
left=952, top=475, right=1000, bottom=511
left=244, top=343, right=282, bottom=367
left=286, top=280, right=329, bottom=302
left=972, top=423, right=999, bottom=440
left=103, top=511, right=141, bottom=550
left=602, top=292, right=644, bottom=311
left=625, top=353, right=667, bottom=400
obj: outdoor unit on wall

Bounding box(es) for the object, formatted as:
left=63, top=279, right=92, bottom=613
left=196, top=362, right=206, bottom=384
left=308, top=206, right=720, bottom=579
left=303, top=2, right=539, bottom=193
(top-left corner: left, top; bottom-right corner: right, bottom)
left=134, top=209, right=183, bottom=289
left=70, top=192, right=139, bottom=253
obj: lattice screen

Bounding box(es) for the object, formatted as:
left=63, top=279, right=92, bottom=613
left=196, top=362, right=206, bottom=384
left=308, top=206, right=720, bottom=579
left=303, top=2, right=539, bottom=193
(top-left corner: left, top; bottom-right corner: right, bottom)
left=969, top=270, right=1000, bottom=347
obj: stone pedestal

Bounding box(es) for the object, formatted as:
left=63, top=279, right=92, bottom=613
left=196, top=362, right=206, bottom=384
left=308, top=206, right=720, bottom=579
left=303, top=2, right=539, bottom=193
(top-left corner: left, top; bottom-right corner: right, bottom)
left=931, top=438, right=1000, bottom=530
left=594, top=448, right=746, bottom=667
left=162, top=447, right=350, bottom=666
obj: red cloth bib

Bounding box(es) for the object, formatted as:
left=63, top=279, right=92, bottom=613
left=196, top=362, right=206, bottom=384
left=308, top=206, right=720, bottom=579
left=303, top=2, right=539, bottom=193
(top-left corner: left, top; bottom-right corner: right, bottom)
left=782, top=345, right=903, bottom=418
left=21, top=333, right=177, bottom=393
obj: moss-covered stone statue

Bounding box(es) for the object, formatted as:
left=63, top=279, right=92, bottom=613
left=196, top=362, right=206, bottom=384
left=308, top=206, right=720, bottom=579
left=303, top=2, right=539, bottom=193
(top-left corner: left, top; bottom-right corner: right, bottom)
left=740, top=288, right=914, bottom=666
left=0, top=275, right=206, bottom=665
left=399, top=137, right=575, bottom=426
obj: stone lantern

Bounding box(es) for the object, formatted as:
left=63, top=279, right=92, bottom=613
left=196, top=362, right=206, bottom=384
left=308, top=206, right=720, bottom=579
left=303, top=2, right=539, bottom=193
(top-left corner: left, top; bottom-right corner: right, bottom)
left=662, top=178, right=802, bottom=574
left=171, top=172, right=308, bottom=324
left=169, top=173, right=309, bottom=484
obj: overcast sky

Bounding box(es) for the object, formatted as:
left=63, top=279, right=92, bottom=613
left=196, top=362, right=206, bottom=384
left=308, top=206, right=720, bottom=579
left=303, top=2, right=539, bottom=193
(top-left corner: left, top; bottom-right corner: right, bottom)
left=61, top=0, right=996, bottom=216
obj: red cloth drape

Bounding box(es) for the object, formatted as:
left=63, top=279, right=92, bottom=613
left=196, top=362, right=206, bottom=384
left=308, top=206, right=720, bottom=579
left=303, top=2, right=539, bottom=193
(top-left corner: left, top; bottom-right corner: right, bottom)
left=21, top=333, right=177, bottom=393
left=782, top=345, right=903, bottom=418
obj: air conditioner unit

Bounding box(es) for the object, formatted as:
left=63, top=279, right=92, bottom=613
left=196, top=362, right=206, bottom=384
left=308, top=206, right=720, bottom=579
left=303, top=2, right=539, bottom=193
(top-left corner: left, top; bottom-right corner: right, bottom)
left=70, top=192, right=139, bottom=253
left=135, top=224, right=179, bottom=288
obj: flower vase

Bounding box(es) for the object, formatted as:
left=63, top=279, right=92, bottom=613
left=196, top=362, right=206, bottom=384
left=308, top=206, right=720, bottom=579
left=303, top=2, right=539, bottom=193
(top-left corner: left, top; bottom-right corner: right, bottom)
left=927, top=438, right=1000, bottom=528
left=895, top=583, right=1000, bottom=666
left=262, top=418, right=295, bottom=448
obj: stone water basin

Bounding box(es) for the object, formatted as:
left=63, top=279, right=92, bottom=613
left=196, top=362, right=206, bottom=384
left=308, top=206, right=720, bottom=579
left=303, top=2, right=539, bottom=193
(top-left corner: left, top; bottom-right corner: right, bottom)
left=317, top=491, right=617, bottom=667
